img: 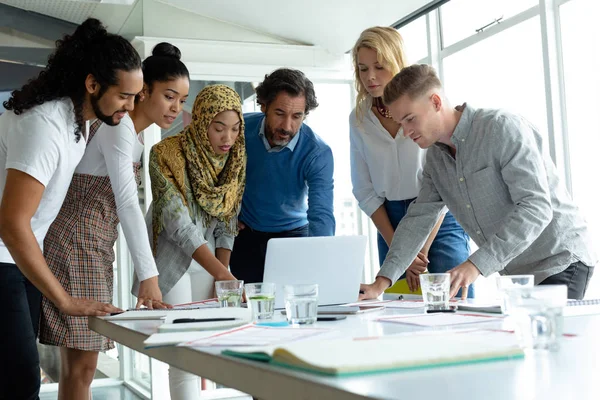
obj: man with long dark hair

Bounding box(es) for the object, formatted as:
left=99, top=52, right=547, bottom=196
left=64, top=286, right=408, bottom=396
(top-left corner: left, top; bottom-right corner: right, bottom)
left=0, top=18, right=142, bottom=399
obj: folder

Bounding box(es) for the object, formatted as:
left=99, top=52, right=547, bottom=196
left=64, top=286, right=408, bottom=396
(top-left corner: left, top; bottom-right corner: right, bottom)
left=222, top=330, right=524, bottom=376
left=384, top=277, right=422, bottom=295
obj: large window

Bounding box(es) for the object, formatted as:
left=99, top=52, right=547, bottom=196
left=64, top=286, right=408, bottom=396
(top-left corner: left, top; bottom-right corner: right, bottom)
left=398, top=0, right=599, bottom=299
left=440, top=0, right=539, bottom=47
left=397, top=15, right=428, bottom=63
left=560, top=0, right=600, bottom=296
left=443, top=16, right=548, bottom=137
left=305, top=83, right=355, bottom=235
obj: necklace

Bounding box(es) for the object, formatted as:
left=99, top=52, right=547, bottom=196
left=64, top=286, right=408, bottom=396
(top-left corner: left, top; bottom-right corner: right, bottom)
left=374, top=97, right=393, bottom=119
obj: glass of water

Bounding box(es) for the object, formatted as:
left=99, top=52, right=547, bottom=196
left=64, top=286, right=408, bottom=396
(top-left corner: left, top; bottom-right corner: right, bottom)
left=215, top=280, right=244, bottom=308
left=284, top=284, right=318, bottom=325
left=245, top=282, right=276, bottom=321
left=497, top=275, right=534, bottom=313
left=504, top=285, right=567, bottom=351
left=419, top=273, right=450, bottom=311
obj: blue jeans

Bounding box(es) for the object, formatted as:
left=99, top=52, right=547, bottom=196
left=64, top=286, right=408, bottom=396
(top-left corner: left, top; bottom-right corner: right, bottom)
left=377, top=199, right=474, bottom=298
left=0, top=262, right=41, bottom=400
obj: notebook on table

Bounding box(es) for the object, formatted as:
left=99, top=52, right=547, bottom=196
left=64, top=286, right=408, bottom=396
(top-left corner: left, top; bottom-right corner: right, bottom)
left=564, top=299, right=600, bottom=317
left=222, top=330, right=524, bottom=377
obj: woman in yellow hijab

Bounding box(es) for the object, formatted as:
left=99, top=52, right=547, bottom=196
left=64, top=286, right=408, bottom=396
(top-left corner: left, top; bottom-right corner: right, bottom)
left=132, top=85, right=246, bottom=399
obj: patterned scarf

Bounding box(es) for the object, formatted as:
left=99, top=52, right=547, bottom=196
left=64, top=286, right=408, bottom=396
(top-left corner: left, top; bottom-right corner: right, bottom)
left=150, top=85, right=246, bottom=254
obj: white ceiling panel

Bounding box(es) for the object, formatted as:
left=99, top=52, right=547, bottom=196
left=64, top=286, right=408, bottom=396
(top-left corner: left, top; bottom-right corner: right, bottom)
left=158, top=0, right=436, bottom=53
left=0, top=0, right=137, bottom=34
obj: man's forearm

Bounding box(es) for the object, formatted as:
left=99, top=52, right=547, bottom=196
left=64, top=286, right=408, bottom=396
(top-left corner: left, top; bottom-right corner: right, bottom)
left=378, top=204, right=445, bottom=283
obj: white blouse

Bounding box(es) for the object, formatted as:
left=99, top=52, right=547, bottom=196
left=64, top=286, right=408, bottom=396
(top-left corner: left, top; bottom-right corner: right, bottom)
left=349, top=99, right=427, bottom=217
left=76, top=114, right=158, bottom=282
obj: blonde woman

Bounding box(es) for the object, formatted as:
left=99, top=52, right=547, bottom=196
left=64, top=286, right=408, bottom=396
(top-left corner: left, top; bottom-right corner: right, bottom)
left=349, top=27, right=472, bottom=297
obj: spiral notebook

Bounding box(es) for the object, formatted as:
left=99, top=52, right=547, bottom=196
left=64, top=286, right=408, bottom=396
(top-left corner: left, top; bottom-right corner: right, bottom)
left=564, top=299, right=600, bottom=317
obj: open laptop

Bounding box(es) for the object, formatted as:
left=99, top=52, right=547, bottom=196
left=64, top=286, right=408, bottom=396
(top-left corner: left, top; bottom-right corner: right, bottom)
left=263, top=235, right=368, bottom=309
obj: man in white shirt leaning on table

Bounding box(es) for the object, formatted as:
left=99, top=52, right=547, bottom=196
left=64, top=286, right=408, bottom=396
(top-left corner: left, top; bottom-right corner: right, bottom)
left=360, top=64, right=596, bottom=301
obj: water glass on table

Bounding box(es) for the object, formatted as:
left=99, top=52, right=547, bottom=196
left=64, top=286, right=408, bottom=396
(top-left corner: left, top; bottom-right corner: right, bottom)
left=245, top=282, right=276, bottom=321
left=497, top=275, right=534, bottom=313
left=419, top=273, right=450, bottom=311
left=503, top=284, right=567, bottom=351
left=284, top=284, right=318, bottom=325
left=215, top=280, right=244, bottom=308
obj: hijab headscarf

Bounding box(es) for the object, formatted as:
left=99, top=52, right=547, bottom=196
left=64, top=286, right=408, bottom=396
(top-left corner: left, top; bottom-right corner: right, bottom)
left=150, top=84, right=246, bottom=254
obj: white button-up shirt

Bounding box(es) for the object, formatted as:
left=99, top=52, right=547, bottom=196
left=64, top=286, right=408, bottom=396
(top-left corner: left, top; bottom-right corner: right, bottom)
left=349, top=99, right=427, bottom=216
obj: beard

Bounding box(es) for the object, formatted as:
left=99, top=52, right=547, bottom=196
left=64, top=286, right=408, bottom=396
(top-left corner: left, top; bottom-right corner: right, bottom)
left=91, top=92, right=124, bottom=127
left=265, top=122, right=296, bottom=147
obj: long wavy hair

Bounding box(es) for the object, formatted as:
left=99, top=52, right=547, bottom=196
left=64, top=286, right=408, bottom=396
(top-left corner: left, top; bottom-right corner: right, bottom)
left=3, top=18, right=141, bottom=141
left=351, top=27, right=408, bottom=122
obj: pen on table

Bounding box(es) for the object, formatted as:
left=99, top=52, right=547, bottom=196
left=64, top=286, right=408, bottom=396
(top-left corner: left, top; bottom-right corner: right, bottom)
left=426, top=308, right=457, bottom=314
left=173, top=318, right=238, bottom=324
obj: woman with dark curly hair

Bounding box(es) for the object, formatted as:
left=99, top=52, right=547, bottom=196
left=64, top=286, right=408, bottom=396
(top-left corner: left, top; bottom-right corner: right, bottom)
left=0, top=18, right=141, bottom=399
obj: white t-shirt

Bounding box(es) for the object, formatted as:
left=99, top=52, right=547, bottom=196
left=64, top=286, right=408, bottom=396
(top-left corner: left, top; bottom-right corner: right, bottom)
left=0, top=98, right=86, bottom=263
left=76, top=114, right=158, bottom=281
left=349, top=99, right=427, bottom=216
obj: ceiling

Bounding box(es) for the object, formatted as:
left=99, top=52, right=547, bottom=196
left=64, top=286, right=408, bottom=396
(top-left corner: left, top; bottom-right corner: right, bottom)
left=0, top=0, right=138, bottom=34
left=0, top=0, right=437, bottom=54
left=158, top=0, right=435, bottom=53
left=0, top=0, right=439, bottom=93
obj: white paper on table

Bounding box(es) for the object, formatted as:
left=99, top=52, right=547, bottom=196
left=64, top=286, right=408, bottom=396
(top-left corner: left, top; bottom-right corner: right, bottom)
left=342, top=300, right=392, bottom=307
left=342, top=300, right=425, bottom=309
left=380, top=300, right=426, bottom=309
left=377, top=313, right=503, bottom=327
left=102, top=299, right=222, bottom=321
left=172, top=298, right=220, bottom=309
left=180, top=324, right=333, bottom=348
left=144, top=331, right=218, bottom=348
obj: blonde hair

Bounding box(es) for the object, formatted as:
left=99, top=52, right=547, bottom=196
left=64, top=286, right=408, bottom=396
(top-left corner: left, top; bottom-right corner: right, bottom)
left=383, top=64, right=442, bottom=106
left=351, top=26, right=409, bottom=122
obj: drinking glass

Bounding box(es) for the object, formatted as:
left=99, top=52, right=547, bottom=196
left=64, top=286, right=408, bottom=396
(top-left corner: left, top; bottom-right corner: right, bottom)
left=284, top=284, right=318, bottom=325
left=497, top=275, right=535, bottom=313
left=504, top=284, right=567, bottom=351
left=215, top=280, right=244, bottom=308
left=245, top=282, right=276, bottom=321
left=419, top=273, right=450, bottom=311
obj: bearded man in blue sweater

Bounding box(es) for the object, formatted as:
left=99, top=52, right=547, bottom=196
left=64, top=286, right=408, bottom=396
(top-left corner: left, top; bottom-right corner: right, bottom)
left=230, top=68, right=335, bottom=283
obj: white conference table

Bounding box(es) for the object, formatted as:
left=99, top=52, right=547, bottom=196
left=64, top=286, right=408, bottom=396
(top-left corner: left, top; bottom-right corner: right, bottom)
left=89, top=306, right=600, bottom=400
